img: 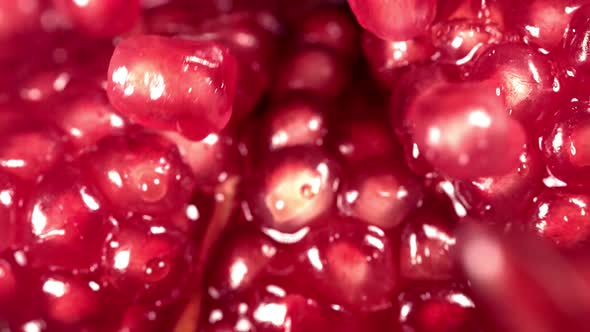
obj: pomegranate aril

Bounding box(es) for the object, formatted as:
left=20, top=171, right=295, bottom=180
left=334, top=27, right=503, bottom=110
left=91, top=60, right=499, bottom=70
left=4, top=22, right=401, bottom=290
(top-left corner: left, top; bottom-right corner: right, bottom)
left=397, top=283, right=481, bottom=332
left=453, top=143, right=544, bottom=223
left=21, top=166, right=111, bottom=272
left=405, top=81, right=527, bottom=179
left=0, top=123, right=65, bottom=182
left=295, top=5, right=360, bottom=58
left=295, top=216, right=397, bottom=312
left=50, top=87, right=127, bottom=152
left=272, top=46, right=349, bottom=99
left=40, top=274, right=102, bottom=325
left=102, top=222, right=192, bottom=304
left=258, top=93, right=330, bottom=152
left=241, top=146, right=340, bottom=234
left=0, top=259, right=16, bottom=304
left=83, top=131, right=196, bottom=215
left=399, top=207, right=457, bottom=281
left=470, top=43, right=561, bottom=125
left=526, top=188, right=590, bottom=247
left=430, top=19, right=502, bottom=66
left=205, top=226, right=285, bottom=296
left=499, top=0, right=584, bottom=52
left=347, top=0, right=438, bottom=41
left=391, top=64, right=453, bottom=175
left=326, top=117, right=399, bottom=165
left=107, top=35, right=238, bottom=140
left=562, top=5, right=590, bottom=73
left=163, top=131, right=241, bottom=194
left=201, top=284, right=331, bottom=332
left=541, top=100, right=590, bottom=187
left=55, top=0, right=140, bottom=37
left=337, top=156, right=423, bottom=230
left=0, top=172, right=22, bottom=253
left=362, top=31, right=434, bottom=87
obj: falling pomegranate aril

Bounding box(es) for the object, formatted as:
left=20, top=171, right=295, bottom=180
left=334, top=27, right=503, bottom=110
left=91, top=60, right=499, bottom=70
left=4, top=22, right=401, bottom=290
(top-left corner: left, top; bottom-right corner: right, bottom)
left=405, top=81, right=527, bottom=179
left=347, top=0, right=438, bottom=41
left=107, top=35, right=238, bottom=140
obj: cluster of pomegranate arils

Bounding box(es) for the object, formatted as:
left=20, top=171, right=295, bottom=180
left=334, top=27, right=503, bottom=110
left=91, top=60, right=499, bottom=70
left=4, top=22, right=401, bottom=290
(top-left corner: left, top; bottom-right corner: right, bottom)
left=3, top=0, right=590, bottom=331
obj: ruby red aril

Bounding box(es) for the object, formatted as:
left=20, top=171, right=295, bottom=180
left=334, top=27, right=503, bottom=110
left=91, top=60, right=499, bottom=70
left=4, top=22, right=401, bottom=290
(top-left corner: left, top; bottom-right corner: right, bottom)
left=272, top=46, right=349, bottom=99
left=362, top=31, right=434, bottom=87
left=0, top=123, right=65, bottom=182
left=0, top=172, right=22, bottom=253
left=526, top=188, right=590, bottom=247
left=295, top=5, right=360, bottom=59
left=397, top=283, right=480, bottom=332
left=163, top=131, right=241, bottom=193
left=326, top=117, right=399, bottom=164
left=102, top=221, right=193, bottom=305
left=258, top=93, right=331, bottom=153
left=405, top=81, right=527, bottom=179
left=241, top=146, right=340, bottom=234
left=294, top=216, right=397, bottom=312
left=22, top=166, right=111, bottom=272
left=347, top=0, right=437, bottom=41
left=453, top=143, right=544, bottom=223
left=337, top=156, right=423, bottom=229
left=399, top=207, right=457, bottom=281
left=40, top=274, right=102, bottom=324
left=82, top=131, right=196, bottom=215
left=430, top=19, right=502, bottom=66
left=562, top=5, right=590, bottom=72
left=499, top=0, right=585, bottom=52
left=55, top=0, right=140, bottom=37
left=541, top=101, right=590, bottom=187
left=470, top=43, right=560, bottom=125
left=107, top=35, right=238, bottom=140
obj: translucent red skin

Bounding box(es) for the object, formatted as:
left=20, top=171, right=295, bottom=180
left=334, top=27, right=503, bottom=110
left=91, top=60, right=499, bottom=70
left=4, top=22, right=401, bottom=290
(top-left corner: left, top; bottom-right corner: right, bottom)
left=107, top=35, right=238, bottom=140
